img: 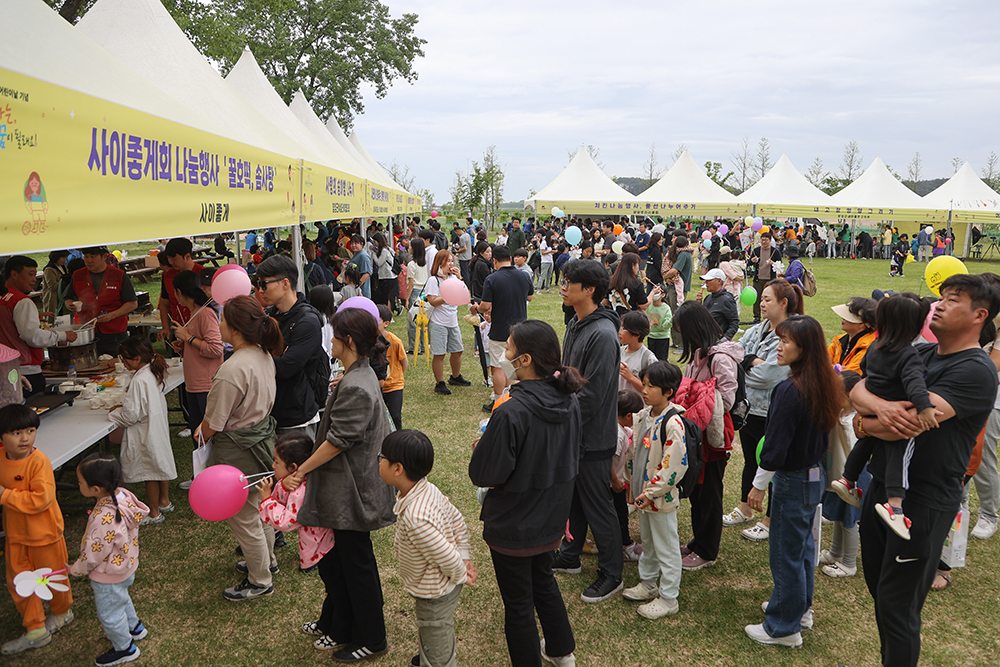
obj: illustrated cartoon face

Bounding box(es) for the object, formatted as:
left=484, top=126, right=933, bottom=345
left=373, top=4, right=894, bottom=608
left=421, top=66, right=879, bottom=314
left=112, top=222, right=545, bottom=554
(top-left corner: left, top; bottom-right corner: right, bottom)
left=28, top=177, right=40, bottom=194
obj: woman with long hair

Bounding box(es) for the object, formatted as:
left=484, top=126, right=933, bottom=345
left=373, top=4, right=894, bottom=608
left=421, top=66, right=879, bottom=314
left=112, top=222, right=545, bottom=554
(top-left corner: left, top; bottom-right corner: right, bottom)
left=673, top=302, right=745, bottom=570
left=606, top=253, right=649, bottom=314
left=469, top=320, right=585, bottom=667
left=645, top=232, right=664, bottom=287
left=425, top=249, right=470, bottom=394
left=308, top=284, right=336, bottom=361
left=371, top=232, right=395, bottom=306
left=726, top=279, right=804, bottom=540
left=195, top=296, right=283, bottom=601
left=41, top=250, right=69, bottom=315
left=283, top=307, right=395, bottom=661
left=406, top=237, right=428, bottom=355
left=745, top=315, right=844, bottom=648
left=469, top=241, right=494, bottom=302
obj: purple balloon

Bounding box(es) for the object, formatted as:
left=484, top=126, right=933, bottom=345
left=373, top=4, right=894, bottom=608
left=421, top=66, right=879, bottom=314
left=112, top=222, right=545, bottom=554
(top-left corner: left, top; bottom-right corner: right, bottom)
left=339, top=296, right=380, bottom=322
left=719, top=224, right=729, bottom=235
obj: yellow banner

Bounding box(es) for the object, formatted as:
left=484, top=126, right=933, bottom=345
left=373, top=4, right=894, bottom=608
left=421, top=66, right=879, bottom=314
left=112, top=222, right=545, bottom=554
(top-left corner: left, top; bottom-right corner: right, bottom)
left=953, top=209, right=1000, bottom=224
left=758, top=203, right=949, bottom=223
left=299, top=160, right=364, bottom=222
left=0, top=68, right=302, bottom=254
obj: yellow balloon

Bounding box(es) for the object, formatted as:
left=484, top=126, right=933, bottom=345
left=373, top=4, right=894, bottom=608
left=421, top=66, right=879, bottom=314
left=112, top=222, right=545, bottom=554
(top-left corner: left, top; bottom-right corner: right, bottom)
left=761, top=225, right=770, bottom=234
left=112, top=250, right=122, bottom=259
left=924, top=255, right=968, bottom=296
left=744, top=216, right=754, bottom=226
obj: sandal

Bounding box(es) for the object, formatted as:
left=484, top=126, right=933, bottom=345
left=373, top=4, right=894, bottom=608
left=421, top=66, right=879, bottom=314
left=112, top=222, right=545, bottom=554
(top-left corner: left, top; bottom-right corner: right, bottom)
left=314, top=635, right=344, bottom=651
left=931, top=570, right=952, bottom=591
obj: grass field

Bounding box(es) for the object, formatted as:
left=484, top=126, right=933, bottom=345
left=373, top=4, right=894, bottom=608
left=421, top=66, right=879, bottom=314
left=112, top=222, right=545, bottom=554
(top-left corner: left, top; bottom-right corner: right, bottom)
left=5, top=255, right=1000, bottom=667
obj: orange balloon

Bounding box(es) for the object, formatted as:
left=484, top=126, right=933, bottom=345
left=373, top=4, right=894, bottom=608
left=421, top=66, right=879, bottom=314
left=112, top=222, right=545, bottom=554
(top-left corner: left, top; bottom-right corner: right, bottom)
left=761, top=225, right=771, bottom=234
left=613, top=224, right=623, bottom=235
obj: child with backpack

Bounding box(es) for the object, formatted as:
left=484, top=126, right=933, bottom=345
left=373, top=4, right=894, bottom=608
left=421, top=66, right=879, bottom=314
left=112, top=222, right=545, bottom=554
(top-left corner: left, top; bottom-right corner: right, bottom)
left=622, top=361, right=688, bottom=620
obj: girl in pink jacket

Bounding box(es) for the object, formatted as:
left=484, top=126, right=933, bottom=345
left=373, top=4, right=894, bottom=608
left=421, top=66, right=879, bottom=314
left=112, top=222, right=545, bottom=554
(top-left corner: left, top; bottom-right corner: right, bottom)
left=258, top=434, right=335, bottom=573
left=70, top=453, right=149, bottom=667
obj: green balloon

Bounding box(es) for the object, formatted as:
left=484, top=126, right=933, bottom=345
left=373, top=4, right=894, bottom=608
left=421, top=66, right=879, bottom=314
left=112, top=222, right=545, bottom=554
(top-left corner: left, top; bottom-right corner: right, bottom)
left=756, top=436, right=765, bottom=465
left=741, top=286, right=758, bottom=306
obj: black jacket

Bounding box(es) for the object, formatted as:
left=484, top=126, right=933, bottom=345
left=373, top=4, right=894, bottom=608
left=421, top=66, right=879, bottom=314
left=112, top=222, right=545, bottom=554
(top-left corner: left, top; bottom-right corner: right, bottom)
left=703, top=289, right=740, bottom=340
left=749, top=246, right=782, bottom=280
left=267, top=295, right=326, bottom=427
left=470, top=256, right=493, bottom=301
left=469, top=379, right=580, bottom=550
left=562, top=306, right=621, bottom=459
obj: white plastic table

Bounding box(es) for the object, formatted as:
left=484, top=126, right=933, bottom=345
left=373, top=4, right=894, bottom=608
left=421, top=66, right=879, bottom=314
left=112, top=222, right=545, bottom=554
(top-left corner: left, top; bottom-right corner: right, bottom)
left=36, top=364, right=185, bottom=469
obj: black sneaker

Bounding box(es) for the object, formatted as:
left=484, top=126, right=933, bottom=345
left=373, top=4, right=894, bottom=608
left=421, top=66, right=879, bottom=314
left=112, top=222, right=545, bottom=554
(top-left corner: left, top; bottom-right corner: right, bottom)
left=550, top=552, right=582, bottom=574
left=235, top=560, right=279, bottom=575
left=300, top=563, right=319, bottom=573
left=411, top=654, right=420, bottom=666
left=222, top=578, right=274, bottom=601
left=129, top=620, right=148, bottom=641
left=580, top=573, right=624, bottom=603
left=482, top=402, right=494, bottom=414
left=274, top=532, right=287, bottom=548
left=434, top=381, right=452, bottom=395
left=95, top=641, right=140, bottom=666
left=235, top=544, right=243, bottom=556
left=448, top=374, right=471, bottom=386
left=331, top=640, right=389, bottom=663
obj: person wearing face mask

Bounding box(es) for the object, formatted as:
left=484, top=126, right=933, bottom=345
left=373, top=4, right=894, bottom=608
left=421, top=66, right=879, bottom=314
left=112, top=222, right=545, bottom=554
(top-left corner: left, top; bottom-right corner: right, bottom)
left=469, top=320, right=584, bottom=667
left=470, top=245, right=534, bottom=413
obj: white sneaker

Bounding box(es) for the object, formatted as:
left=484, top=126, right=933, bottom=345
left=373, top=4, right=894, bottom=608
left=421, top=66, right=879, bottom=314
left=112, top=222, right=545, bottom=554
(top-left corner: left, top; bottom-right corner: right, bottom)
left=638, top=597, right=679, bottom=619
left=623, top=580, right=659, bottom=601
left=540, top=639, right=576, bottom=666
left=178, top=428, right=192, bottom=438
left=817, top=549, right=837, bottom=565
left=972, top=516, right=998, bottom=540
left=761, top=601, right=813, bottom=630
left=744, top=623, right=803, bottom=648
left=179, top=479, right=193, bottom=491
left=722, top=506, right=753, bottom=526
left=822, top=562, right=857, bottom=578
left=742, top=522, right=769, bottom=542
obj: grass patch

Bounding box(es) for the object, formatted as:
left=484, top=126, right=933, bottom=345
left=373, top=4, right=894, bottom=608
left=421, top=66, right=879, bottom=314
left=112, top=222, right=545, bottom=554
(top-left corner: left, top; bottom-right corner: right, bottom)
left=5, top=256, right=1000, bottom=666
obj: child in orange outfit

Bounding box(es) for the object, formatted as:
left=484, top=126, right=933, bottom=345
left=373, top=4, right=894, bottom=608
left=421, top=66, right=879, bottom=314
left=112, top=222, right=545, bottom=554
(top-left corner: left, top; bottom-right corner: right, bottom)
left=0, top=404, right=74, bottom=656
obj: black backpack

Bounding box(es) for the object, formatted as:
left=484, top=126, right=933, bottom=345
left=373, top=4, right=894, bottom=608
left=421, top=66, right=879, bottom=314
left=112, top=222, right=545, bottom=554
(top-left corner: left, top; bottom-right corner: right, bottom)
left=708, top=352, right=749, bottom=431
left=659, top=407, right=703, bottom=499
left=391, top=253, right=403, bottom=276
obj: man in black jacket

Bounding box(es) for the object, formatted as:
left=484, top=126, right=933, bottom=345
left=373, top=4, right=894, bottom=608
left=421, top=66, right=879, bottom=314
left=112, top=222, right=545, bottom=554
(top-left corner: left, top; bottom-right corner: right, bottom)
left=255, top=255, right=329, bottom=440
left=552, top=259, right=624, bottom=603
left=699, top=268, right=740, bottom=340
left=748, top=232, right=782, bottom=323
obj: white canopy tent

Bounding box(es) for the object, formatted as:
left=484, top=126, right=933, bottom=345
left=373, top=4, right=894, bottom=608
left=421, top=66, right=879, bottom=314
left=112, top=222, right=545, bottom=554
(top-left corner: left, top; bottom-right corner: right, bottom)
left=636, top=149, right=748, bottom=218
left=525, top=146, right=636, bottom=216
left=828, top=157, right=930, bottom=211
left=288, top=90, right=382, bottom=186
left=349, top=131, right=413, bottom=216
left=922, top=162, right=1000, bottom=257
left=737, top=154, right=832, bottom=218
left=324, top=116, right=397, bottom=193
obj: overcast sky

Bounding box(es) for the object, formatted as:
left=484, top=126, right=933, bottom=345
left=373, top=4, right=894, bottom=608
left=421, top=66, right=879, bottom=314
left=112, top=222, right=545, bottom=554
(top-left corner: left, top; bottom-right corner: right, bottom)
left=352, top=0, right=1000, bottom=204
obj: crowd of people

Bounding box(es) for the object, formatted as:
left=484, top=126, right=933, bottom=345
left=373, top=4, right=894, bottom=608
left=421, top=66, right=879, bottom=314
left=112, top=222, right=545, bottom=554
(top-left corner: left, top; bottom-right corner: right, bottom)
left=1, top=214, right=998, bottom=667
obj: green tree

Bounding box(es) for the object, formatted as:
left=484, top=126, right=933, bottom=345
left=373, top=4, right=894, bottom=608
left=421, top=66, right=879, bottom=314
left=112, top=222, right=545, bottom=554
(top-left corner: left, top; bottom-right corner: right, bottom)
left=704, top=161, right=736, bottom=194
left=820, top=176, right=852, bottom=196
left=480, top=145, right=505, bottom=226
left=45, top=0, right=426, bottom=130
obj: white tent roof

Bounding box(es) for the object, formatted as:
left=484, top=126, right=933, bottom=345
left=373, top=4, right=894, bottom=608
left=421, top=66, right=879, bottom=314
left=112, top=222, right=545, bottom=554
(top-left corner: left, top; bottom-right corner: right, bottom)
left=737, top=154, right=831, bottom=206
left=348, top=131, right=406, bottom=191
left=287, top=91, right=383, bottom=184
left=3, top=0, right=226, bottom=136
left=77, top=0, right=322, bottom=162
left=922, top=162, right=1000, bottom=211
left=225, top=48, right=360, bottom=175
left=828, top=157, right=927, bottom=208
left=638, top=149, right=737, bottom=202
left=324, top=116, right=394, bottom=190
left=527, top=146, right=636, bottom=206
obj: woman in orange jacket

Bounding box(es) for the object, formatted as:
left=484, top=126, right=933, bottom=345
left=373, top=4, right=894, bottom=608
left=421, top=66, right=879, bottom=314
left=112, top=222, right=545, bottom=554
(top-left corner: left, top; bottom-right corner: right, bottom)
left=827, top=298, right=877, bottom=374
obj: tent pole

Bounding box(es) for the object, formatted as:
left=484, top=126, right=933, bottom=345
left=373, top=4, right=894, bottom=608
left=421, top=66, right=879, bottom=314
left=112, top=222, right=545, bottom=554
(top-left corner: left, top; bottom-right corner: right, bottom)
left=292, top=160, right=306, bottom=294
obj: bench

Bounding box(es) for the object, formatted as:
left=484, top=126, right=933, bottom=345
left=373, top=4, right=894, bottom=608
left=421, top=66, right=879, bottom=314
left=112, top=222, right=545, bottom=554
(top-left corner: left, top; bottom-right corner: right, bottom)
left=127, top=267, right=160, bottom=283
left=194, top=254, right=227, bottom=267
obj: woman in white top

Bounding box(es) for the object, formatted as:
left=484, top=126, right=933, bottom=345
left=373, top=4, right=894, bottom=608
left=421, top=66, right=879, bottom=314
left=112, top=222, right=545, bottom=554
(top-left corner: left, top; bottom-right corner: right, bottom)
left=538, top=233, right=555, bottom=292
left=406, top=238, right=429, bottom=355
left=371, top=232, right=396, bottom=306
left=425, top=249, right=470, bottom=395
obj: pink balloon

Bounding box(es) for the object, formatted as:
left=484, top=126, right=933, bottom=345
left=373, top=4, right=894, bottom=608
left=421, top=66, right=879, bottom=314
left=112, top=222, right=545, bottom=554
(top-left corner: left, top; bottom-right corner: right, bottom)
left=339, top=296, right=380, bottom=322
left=920, top=301, right=939, bottom=343
left=189, top=465, right=248, bottom=521
left=430, top=210, right=438, bottom=218
left=211, top=269, right=252, bottom=304
left=440, top=277, right=471, bottom=305
left=212, top=263, right=247, bottom=283
left=701, top=231, right=711, bottom=241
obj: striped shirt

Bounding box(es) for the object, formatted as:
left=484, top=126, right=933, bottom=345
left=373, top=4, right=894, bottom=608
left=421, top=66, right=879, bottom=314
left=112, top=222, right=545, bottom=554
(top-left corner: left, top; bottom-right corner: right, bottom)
left=393, top=478, right=470, bottom=599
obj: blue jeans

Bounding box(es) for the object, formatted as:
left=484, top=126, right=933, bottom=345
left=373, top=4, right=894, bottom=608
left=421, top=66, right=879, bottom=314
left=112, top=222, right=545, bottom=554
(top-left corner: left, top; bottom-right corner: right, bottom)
left=764, top=466, right=825, bottom=638
left=92, top=573, right=139, bottom=651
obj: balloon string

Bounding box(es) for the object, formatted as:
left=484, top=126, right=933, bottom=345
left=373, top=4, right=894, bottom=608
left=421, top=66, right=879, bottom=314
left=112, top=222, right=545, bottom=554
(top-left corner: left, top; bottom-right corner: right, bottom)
left=243, top=472, right=274, bottom=489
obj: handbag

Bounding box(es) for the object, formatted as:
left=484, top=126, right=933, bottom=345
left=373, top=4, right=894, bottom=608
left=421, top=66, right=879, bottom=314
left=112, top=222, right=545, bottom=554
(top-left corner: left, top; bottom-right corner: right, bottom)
left=192, top=440, right=213, bottom=478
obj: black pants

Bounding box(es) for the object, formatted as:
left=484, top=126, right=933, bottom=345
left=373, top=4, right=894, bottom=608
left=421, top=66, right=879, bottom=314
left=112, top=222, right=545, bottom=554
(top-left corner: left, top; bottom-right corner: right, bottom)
left=95, top=331, right=127, bottom=358
left=687, top=457, right=726, bottom=561
left=612, top=488, right=632, bottom=547
left=740, top=415, right=771, bottom=517
left=24, top=372, right=46, bottom=397
left=185, top=390, right=208, bottom=434
left=751, top=278, right=769, bottom=320
left=490, top=549, right=575, bottom=667
left=317, top=529, right=387, bottom=649
left=559, top=458, right=623, bottom=579
left=383, top=389, right=403, bottom=431
left=647, top=337, right=671, bottom=361
left=373, top=278, right=393, bottom=306
left=859, top=479, right=955, bottom=667
left=459, top=259, right=471, bottom=287
left=845, top=436, right=910, bottom=500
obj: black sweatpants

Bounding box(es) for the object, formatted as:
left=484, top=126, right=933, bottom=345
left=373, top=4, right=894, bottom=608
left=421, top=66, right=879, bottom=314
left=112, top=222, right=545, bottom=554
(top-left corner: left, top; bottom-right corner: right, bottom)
left=859, top=479, right=955, bottom=667
left=612, top=488, right=632, bottom=547
left=559, top=457, right=624, bottom=580
left=845, top=436, right=912, bottom=500
left=687, top=458, right=727, bottom=561
left=490, top=549, right=575, bottom=667
left=383, top=389, right=403, bottom=431
left=317, top=529, right=387, bottom=649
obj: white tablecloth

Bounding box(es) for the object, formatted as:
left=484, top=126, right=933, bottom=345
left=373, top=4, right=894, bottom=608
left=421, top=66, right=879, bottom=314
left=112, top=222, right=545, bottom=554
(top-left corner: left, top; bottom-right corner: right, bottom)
left=36, top=364, right=184, bottom=469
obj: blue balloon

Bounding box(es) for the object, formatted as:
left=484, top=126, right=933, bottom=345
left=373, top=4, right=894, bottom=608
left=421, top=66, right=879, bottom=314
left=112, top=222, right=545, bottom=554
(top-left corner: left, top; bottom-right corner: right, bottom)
left=703, top=239, right=712, bottom=249
left=565, top=226, right=583, bottom=245
left=473, top=219, right=479, bottom=226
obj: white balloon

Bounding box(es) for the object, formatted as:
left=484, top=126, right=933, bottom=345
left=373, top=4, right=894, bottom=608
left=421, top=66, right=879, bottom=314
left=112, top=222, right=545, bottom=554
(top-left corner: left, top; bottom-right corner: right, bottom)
left=925, top=226, right=934, bottom=235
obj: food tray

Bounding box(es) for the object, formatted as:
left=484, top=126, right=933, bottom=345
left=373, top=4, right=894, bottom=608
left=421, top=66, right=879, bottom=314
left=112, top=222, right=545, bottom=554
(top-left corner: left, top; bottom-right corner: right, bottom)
left=25, top=390, right=80, bottom=416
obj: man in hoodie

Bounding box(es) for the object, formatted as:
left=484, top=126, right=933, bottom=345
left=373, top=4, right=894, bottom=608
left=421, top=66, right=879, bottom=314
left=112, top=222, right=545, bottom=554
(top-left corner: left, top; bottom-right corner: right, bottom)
left=552, top=259, right=625, bottom=603
left=255, top=255, right=328, bottom=440
left=698, top=268, right=739, bottom=340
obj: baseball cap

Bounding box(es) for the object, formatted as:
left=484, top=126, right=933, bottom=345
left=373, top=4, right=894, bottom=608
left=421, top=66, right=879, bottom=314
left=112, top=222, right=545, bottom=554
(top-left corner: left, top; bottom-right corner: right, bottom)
left=831, top=303, right=862, bottom=323
left=701, top=268, right=726, bottom=283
